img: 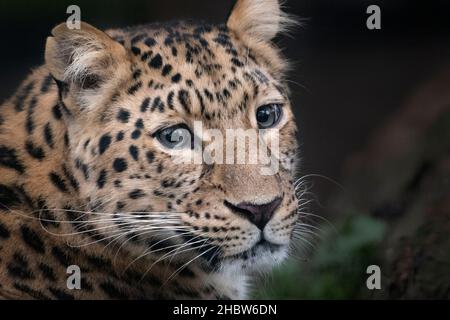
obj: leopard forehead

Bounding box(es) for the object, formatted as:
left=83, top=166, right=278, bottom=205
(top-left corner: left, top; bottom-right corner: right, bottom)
left=96, top=22, right=290, bottom=127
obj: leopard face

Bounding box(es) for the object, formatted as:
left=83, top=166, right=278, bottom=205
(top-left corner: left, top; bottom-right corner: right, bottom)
left=44, top=0, right=299, bottom=276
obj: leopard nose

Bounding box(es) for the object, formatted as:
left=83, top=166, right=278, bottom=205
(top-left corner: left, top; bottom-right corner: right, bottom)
left=224, top=197, right=283, bottom=230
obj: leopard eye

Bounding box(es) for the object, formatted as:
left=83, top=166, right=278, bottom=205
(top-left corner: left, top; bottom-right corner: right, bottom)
left=154, top=124, right=193, bottom=149
left=256, top=104, right=283, bottom=129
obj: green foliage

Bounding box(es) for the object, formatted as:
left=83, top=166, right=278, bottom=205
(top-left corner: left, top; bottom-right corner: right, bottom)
left=254, top=215, right=386, bottom=299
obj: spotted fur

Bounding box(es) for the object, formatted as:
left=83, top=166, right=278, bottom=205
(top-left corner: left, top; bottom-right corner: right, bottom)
left=0, top=0, right=300, bottom=299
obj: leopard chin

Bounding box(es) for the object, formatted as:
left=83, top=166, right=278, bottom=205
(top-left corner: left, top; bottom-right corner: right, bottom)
left=219, top=241, right=289, bottom=273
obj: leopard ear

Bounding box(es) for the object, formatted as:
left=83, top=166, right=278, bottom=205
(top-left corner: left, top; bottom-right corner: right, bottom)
left=227, top=0, right=297, bottom=42
left=45, top=21, right=129, bottom=91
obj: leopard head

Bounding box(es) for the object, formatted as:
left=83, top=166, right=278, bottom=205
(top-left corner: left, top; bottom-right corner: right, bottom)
left=44, top=0, right=300, bottom=276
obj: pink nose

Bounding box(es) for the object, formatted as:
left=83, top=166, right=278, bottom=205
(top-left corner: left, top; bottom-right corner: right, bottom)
left=224, top=197, right=283, bottom=230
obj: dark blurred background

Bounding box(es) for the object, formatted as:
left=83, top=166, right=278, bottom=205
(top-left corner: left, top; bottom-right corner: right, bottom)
left=1, top=0, right=450, bottom=299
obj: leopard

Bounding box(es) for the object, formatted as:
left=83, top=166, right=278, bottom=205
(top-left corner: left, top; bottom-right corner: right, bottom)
left=0, top=0, right=302, bottom=299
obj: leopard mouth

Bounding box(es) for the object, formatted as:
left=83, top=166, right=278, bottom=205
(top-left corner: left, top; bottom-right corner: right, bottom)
left=207, top=235, right=283, bottom=265
left=253, top=238, right=282, bottom=252
left=171, top=230, right=286, bottom=271
left=230, top=238, right=283, bottom=260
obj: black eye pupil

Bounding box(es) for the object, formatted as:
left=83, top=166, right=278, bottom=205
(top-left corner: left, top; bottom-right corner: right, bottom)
left=156, top=124, right=192, bottom=149
left=164, top=129, right=181, bottom=143
left=256, top=104, right=282, bottom=129
left=257, top=109, right=270, bottom=123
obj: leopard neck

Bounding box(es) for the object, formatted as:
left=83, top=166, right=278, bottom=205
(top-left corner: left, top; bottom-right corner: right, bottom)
left=0, top=67, right=82, bottom=219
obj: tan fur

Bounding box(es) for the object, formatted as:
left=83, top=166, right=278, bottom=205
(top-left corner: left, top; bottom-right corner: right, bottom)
left=227, top=0, right=297, bottom=78
left=227, top=0, right=296, bottom=41
left=0, top=1, right=300, bottom=299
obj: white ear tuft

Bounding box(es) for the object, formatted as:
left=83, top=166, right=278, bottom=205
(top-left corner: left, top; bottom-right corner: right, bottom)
left=227, top=0, right=298, bottom=42
left=45, top=22, right=131, bottom=112
left=45, top=22, right=128, bottom=87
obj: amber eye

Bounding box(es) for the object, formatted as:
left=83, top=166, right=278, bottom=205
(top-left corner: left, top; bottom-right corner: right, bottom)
left=256, top=104, right=283, bottom=129
left=154, top=124, right=193, bottom=149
